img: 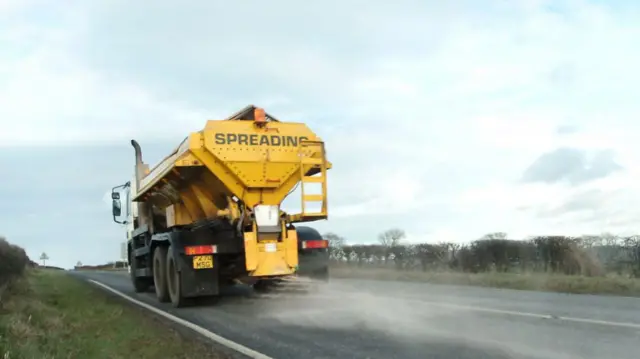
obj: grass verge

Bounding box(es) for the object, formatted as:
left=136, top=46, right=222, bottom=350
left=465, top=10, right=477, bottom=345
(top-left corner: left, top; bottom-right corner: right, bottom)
left=329, top=265, right=640, bottom=297
left=0, top=269, right=231, bottom=359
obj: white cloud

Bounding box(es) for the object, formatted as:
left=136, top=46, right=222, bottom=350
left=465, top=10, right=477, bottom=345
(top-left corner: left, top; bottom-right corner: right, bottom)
left=0, top=43, right=208, bottom=146
left=3, top=0, right=640, bottom=267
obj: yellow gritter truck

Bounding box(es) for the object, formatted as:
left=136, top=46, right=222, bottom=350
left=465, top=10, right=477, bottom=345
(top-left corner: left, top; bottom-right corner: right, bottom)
left=110, top=105, right=331, bottom=307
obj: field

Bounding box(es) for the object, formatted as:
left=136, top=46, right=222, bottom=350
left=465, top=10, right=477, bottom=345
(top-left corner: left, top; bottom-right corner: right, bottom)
left=329, top=264, right=640, bottom=296
left=0, top=269, right=230, bottom=359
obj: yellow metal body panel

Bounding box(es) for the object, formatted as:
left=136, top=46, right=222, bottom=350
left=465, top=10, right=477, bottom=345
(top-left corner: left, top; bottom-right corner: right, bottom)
left=165, top=203, right=194, bottom=227
left=243, top=229, right=299, bottom=276
left=129, top=105, right=329, bottom=278
left=132, top=110, right=329, bottom=222
left=284, top=229, right=299, bottom=268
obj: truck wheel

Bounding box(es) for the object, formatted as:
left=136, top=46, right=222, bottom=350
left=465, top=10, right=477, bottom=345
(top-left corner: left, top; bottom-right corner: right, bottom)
left=152, top=246, right=170, bottom=303
left=130, top=251, right=151, bottom=293
left=166, top=246, right=187, bottom=308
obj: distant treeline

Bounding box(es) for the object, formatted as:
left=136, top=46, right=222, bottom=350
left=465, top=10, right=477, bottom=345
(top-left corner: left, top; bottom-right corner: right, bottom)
left=40, top=265, right=65, bottom=271
left=75, top=261, right=127, bottom=271
left=326, top=230, right=640, bottom=278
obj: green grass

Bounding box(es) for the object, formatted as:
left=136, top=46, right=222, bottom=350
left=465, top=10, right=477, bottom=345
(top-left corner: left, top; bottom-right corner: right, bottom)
left=329, top=265, right=640, bottom=296
left=0, top=269, right=230, bottom=359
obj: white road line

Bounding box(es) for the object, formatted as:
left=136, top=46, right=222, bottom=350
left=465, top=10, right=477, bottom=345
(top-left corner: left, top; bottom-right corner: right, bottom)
left=316, top=290, right=640, bottom=330
left=399, top=297, right=640, bottom=330
left=88, top=280, right=275, bottom=359
left=259, top=290, right=640, bottom=330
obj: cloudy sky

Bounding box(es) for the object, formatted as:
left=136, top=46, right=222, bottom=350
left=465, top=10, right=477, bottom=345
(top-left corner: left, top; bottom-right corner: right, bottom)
left=2, top=0, right=640, bottom=268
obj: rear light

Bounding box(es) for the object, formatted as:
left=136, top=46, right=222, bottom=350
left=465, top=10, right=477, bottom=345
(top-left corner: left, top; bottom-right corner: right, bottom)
left=302, top=239, right=328, bottom=249
left=185, top=245, right=217, bottom=255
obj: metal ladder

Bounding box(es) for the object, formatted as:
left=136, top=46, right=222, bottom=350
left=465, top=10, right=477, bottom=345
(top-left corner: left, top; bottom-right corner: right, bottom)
left=298, top=140, right=328, bottom=220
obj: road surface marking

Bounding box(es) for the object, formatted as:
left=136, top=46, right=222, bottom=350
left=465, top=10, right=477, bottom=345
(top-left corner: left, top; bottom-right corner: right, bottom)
left=320, top=288, right=640, bottom=330
left=88, top=280, right=275, bottom=359
left=399, top=296, right=640, bottom=330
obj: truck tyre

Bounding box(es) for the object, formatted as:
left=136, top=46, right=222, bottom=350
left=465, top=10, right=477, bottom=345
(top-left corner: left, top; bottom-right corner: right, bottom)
left=130, top=251, right=151, bottom=293
left=152, top=246, right=170, bottom=303
left=166, top=246, right=187, bottom=308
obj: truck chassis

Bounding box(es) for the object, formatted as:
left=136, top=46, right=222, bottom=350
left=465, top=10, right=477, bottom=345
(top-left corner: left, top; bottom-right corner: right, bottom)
left=127, top=218, right=329, bottom=307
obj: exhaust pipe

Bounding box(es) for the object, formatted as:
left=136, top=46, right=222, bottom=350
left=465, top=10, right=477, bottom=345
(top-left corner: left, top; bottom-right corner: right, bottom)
left=131, top=139, right=144, bottom=186
left=131, top=139, right=152, bottom=232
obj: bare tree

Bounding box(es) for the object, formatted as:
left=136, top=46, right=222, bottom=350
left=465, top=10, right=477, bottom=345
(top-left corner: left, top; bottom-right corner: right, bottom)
left=579, top=235, right=602, bottom=248
left=600, top=232, right=620, bottom=246
left=323, top=232, right=346, bottom=261
left=480, top=232, right=508, bottom=240
left=323, top=232, right=346, bottom=248
left=378, top=228, right=406, bottom=247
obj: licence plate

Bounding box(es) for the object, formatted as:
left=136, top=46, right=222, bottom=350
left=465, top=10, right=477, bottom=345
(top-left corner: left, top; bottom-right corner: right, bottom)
left=192, top=255, right=213, bottom=269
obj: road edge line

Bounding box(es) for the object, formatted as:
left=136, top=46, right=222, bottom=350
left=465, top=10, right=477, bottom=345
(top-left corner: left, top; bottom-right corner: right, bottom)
left=88, top=279, right=274, bottom=359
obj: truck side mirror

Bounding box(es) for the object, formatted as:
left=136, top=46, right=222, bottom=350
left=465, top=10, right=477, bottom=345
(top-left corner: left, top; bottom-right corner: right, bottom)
left=110, top=182, right=130, bottom=224
left=112, top=199, right=122, bottom=217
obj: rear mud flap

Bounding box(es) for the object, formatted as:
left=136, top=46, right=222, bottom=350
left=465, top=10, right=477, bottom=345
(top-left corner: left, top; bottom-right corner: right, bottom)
left=177, top=254, right=220, bottom=298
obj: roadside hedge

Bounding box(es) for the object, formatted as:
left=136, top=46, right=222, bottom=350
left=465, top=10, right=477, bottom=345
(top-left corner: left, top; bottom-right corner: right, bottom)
left=0, top=236, right=29, bottom=289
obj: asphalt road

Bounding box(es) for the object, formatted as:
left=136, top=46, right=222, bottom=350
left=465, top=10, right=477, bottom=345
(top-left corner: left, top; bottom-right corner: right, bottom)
left=72, top=271, right=640, bottom=359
